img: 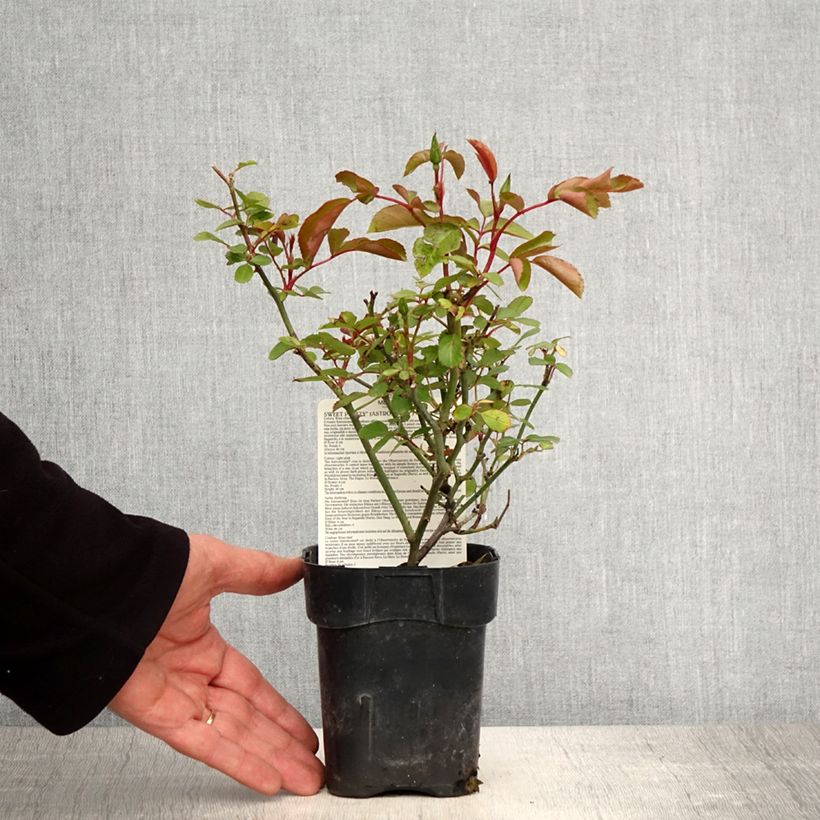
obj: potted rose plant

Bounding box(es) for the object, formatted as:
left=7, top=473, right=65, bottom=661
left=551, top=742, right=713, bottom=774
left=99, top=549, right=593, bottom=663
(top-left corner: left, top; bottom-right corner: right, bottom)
left=195, top=136, right=642, bottom=796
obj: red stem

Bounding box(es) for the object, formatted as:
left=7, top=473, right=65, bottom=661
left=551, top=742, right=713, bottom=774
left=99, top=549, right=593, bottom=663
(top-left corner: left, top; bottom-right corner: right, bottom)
left=482, top=196, right=558, bottom=273
left=374, top=193, right=414, bottom=209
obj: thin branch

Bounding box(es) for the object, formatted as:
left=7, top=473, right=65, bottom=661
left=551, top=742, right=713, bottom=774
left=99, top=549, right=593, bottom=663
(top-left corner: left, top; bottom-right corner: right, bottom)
left=456, top=489, right=511, bottom=535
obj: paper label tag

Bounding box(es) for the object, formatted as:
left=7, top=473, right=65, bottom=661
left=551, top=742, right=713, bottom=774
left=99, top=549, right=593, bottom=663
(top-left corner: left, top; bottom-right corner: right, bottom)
left=317, top=398, right=467, bottom=567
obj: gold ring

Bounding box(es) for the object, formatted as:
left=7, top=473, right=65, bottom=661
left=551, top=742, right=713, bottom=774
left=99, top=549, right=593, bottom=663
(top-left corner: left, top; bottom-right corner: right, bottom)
left=205, top=711, right=216, bottom=726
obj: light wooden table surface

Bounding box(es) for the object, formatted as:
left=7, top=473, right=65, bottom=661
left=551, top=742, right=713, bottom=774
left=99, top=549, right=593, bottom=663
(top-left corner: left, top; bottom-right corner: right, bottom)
left=1, top=725, right=818, bottom=819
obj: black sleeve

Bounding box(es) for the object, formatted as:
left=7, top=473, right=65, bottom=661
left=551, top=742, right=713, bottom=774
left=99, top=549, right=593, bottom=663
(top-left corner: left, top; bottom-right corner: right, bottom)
left=0, top=412, right=190, bottom=735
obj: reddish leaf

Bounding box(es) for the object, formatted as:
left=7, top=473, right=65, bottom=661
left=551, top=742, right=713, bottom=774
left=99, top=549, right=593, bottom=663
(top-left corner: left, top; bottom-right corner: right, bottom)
left=368, top=203, right=425, bottom=232
left=467, top=138, right=498, bottom=183
left=442, top=149, right=465, bottom=179
left=500, top=190, right=525, bottom=211
left=611, top=174, right=644, bottom=192
left=466, top=188, right=483, bottom=208
left=403, top=149, right=431, bottom=177
left=393, top=183, right=417, bottom=203
left=548, top=168, right=644, bottom=218
left=327, top=227, right=350, bottom=255
left=298, top=197, right=352, bottom=263
left=509, top=257, right=532, bottom=291
left=338, top=237, right=407, bottom=261
left=531, top=255, right=585, bottom=298
left=335, top=170, right=379, bottom=203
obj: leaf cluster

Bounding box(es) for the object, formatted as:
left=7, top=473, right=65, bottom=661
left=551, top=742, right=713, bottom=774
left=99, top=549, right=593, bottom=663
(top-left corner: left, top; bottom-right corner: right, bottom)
left=195, top=138, right=643, bottom=564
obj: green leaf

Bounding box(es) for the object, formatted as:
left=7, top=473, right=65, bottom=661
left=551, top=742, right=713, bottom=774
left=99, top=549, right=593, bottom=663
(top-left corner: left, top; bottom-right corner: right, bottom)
left=484, top=270, right=504, bottom=286
left=555, top=362, right=573, bottom=377
left=215, top=218, right=241, bottom=231
left=333, top=391, right=367, bottom=410
left=478, top=348, right=507, bottom=367
left=234, top=264, right=254, bottom=283
left=526, top=434, right=560, bottom=448
left=316, top=333, right=356, bottom=357
left=259, top=213, right=300, bottom=233
left=478, top=375, right=503, bottom=391
left=413, top=223, right=462, bottom=276
left=390, top=394, right=412, bottom=416
left=372, top=434, right=393, bottom=453
left=368, top=382, right=389, bottom=398
left=225, top=243, right=248, bottom=264
left=403, top=149, right=431, bottom=177
left=246, top=207, right=273, bottom=221
left=368, top=203, right=423, bottom=232
left=329, top=367, right=356, bottom=377
left=250, top=254, right=271, bottom=266
left=472, top=295, right=494, bottom=314
left=480, top=409, right=511, bottom=433
left=495, top=220, right=534, bottom=240
left=497, top=295, right=533, bottom=320
left=510, top=257, right=532, bottom=291
left=446, top=253, right=477, bottom=272
left=237, top=160, right=257, bottom=169
left=493, top=246, right=510, bottom=262
left=464, top=477, right=477, bottom=497
left=510, top=231, right=557, bottom=259
left=193, top=231, right=227, bottom=244
left=497, top=436, right=518, bottom=451
left=240, top=191, right=270, bottom=209
left=268, top=336, right=299, bottom=360
left=438, top=331, right=463, bottom=367
left=432, top=272, right=463, bottom=293
left=453, top=404, right=473, bottom=421
left=194, top=199, right=220, bottom=209
left=359, top=420, right=389, bottom=439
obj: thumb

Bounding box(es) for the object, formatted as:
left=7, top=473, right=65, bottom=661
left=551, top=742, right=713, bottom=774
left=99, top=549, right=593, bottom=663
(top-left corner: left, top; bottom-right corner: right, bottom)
left=196, top=535, right=304, bottom=596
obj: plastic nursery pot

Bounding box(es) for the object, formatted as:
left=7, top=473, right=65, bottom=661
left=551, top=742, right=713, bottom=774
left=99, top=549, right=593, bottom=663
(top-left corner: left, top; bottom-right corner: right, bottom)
left=302, top=543, right=499, bottom=798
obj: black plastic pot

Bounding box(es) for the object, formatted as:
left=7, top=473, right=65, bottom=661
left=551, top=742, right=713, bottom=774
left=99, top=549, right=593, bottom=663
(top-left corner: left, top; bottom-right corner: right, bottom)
left=302, top=543, right=499, bottom=798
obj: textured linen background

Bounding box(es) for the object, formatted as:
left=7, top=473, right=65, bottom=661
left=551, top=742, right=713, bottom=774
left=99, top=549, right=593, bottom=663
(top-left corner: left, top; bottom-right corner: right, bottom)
left=1, top=0, right=817, bottom=728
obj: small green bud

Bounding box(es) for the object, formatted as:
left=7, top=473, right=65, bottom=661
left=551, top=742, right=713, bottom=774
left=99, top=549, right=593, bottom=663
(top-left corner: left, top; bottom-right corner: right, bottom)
left=430, top=133, right=442, bottom=166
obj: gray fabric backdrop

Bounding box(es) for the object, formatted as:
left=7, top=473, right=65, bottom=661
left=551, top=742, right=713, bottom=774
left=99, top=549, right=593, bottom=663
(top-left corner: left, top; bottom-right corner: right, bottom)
left=1, top=0, right=817, bottom=728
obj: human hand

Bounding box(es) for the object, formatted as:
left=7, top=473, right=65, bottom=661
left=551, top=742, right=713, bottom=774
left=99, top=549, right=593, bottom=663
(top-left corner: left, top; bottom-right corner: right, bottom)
left=109, top=533, right=324, bottom=796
